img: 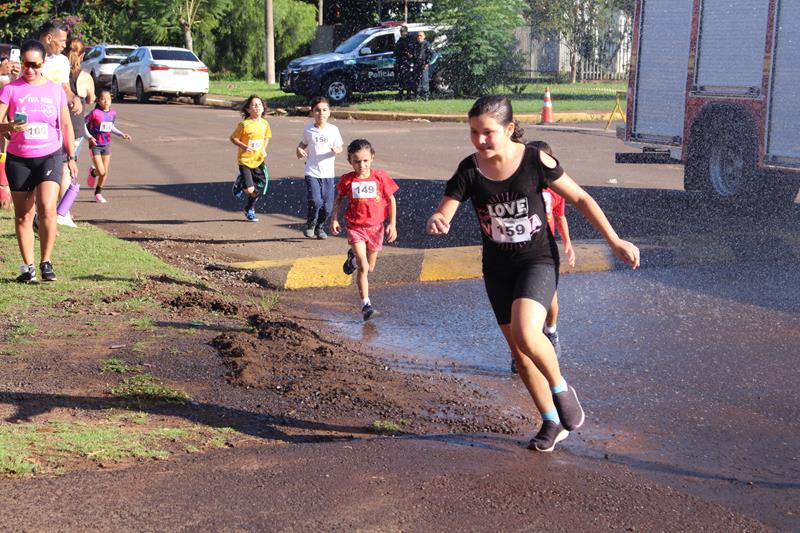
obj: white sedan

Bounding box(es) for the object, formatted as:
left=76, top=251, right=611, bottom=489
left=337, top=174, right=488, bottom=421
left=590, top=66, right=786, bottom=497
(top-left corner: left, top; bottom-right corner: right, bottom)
left=111, top=46, right=209, bottom=105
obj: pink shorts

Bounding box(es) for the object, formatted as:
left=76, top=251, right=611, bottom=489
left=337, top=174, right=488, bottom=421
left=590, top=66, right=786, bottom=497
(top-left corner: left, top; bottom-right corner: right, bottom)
left=346, top=223, right=385, bottom=251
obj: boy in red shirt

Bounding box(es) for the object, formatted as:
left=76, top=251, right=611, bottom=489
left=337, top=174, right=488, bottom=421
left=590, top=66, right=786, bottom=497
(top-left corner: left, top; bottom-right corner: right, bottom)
left=330, top=139, right=399, bottom=321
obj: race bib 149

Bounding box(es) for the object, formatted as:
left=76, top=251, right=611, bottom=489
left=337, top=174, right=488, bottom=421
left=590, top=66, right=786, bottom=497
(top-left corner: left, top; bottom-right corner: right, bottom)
left=351, top=181, right=378, bottom=199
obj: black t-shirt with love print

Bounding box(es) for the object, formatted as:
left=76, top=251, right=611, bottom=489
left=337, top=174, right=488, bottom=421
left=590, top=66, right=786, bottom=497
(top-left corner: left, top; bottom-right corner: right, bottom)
left=444, top=144, right=564, bottom=269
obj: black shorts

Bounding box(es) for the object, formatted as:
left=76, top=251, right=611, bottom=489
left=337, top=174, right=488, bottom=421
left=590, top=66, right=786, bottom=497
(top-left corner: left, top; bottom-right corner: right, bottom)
left=5, top=150, right=63, bottom=192
left=483, top=262, right=558, bottom=325
left=239, top=164, right=267, bottom=192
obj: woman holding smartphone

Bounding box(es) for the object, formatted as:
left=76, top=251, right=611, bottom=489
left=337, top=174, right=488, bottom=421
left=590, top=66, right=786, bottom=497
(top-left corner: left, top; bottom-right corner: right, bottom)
left=0, top=39, right=77, bottom=283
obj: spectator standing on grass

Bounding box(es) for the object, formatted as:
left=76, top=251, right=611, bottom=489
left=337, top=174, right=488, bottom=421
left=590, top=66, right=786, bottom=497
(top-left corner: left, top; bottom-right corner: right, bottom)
left=411, top=31, right=432, bottom=101
left=296, top=96, right=343, bottom=240
left=393, top=26, right=414, bottom=100
left=38, top=20, right=83, bottom=228
left=0, top=39, right=78, bottom=283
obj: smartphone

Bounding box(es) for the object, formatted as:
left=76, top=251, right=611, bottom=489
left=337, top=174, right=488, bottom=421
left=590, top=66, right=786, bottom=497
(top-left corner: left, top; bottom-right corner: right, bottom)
left=13, top=111, right=27, bottom=124
left=9, top=48, right=20, bottom=62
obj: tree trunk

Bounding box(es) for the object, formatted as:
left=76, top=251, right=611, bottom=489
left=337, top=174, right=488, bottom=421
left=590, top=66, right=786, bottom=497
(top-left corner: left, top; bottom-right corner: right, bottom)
left=318, top=0, right=323, bottom=25
left=182, top=22, right=193, bottom=52
left=265, top=0, right=275, bottom=83
left=569, top=50, right=578, bottom=83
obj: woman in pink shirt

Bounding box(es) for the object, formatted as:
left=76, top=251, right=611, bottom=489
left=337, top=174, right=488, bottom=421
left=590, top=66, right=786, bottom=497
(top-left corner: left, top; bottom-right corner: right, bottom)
left=0, top=40, right=77, bottom=283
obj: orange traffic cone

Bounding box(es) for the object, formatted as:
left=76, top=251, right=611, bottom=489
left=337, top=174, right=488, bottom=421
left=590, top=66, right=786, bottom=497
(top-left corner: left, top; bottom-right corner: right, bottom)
left=540, top=86, right=554, bottom=125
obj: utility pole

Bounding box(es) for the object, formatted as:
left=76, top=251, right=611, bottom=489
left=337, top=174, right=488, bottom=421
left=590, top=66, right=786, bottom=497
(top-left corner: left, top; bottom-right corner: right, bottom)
left=265, top=0, right=275, bottom=84
left=318, top=0, right=323, bottom=25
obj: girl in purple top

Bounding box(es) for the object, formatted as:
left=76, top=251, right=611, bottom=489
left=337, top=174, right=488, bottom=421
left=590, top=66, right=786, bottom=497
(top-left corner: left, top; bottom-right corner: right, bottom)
left=85, top=89, right=131, bottom=203
left=0, top=40, right=77, bottom=283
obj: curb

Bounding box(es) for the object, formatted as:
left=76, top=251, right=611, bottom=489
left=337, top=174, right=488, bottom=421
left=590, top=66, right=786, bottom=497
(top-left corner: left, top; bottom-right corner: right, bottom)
left=203, top=95, right=615, bottom=124
left=228, top=241, right=617, bottom=290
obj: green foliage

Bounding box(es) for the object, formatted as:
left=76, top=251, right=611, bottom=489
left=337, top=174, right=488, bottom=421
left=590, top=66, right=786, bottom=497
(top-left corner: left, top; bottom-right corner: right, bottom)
left=100, top=358, right=141, bottom=374
left=211, top=0, right=318, bottom=79
left=109, top=374, right=190, bottom=404
left=132, top=0, right=232, bottom=53
left=426, top=0, right=527, bottom=97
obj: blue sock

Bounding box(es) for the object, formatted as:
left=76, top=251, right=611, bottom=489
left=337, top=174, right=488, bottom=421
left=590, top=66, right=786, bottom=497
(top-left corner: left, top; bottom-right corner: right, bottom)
left=551, top=377, right=568, bottom=394
left=541, top=408, right=560, bottom=424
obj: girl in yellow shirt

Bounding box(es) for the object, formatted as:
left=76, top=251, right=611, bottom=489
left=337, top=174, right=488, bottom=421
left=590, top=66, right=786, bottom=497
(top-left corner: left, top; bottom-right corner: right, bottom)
left=229, top=94, right=271, bottom=222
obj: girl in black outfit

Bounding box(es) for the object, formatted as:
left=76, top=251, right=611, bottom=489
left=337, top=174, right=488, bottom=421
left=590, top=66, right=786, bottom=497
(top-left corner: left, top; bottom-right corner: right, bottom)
left=427, top=96, right=640, bottom=452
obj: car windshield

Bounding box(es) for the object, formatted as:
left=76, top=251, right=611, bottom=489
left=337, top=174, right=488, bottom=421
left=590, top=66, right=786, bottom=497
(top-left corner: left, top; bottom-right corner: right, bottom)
left=106, top=47, right=136, bottom=57
left=334, top=32, right=370, bottom=54
left=151, top=49, right=200, bottom=62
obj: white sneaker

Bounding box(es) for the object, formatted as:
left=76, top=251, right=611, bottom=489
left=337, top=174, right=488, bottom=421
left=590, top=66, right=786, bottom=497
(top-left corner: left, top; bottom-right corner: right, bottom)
left=56, top=213, right=78, bottom=228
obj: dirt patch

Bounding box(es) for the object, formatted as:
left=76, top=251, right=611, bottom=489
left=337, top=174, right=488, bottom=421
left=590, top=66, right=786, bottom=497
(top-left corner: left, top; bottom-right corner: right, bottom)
left=212, top=315, right=526, bottom=435
left=168, top=290, right=240, bottom=316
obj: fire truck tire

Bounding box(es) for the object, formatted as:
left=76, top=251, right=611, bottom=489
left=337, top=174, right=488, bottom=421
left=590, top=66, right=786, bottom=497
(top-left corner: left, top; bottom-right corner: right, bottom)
left=685, top=119, right=756, bottom=200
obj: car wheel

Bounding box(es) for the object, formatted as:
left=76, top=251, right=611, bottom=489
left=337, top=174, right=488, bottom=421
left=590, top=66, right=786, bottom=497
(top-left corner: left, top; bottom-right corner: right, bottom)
left=111, top=78, right=123, bottom=102
left=135, top=78, right=150, bottom=103
left=193, top=94, right=207, bottom=106
left=322, top=76, right=350, bottom=105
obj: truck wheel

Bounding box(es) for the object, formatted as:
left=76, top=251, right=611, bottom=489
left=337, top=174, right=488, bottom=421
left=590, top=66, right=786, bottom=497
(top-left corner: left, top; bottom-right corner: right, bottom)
left=323, top=76, right=350, bottom=105
left=193, top=94, right=207, bottom=106
left=685, top=117, right=756, bottom=200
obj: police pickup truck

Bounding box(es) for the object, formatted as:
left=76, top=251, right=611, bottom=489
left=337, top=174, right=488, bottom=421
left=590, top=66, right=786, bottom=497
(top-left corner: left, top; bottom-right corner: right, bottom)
left=280, top=23, right=444, bottom=105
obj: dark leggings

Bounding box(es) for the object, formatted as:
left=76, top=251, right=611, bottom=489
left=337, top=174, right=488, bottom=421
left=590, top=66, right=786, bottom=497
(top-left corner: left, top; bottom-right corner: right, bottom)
left=483, top=262, right=558, bottom=326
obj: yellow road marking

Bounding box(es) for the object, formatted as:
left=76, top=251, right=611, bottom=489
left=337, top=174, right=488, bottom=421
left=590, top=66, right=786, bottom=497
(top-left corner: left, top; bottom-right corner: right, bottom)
left=285, top=256, right=353, bottom=289
left=420, top=246, right=481, bottom=282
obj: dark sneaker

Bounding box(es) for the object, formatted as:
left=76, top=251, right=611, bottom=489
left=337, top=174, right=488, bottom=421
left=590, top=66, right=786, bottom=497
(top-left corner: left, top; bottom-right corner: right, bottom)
left=303, top=227, right=315, bottom=238
left=544, top=329, right=561, bottom=358
left=16, top=264, right=36, bottom=283
left=343, top=249, right=357, bottom=275
left=315, top=227, right=328, bottom=240
left=39, top=261, right=57, bottom=282
left=245, top=209, right=259, bottom=222
left=553, top=386, right=585, bottom=431
left=231, top=175, right=244, bottom=199
left=510, top=358, right=518, bottom=374
left=527, top=420, right=569, bottom=452
left=362, top=303, right=378, bottom=321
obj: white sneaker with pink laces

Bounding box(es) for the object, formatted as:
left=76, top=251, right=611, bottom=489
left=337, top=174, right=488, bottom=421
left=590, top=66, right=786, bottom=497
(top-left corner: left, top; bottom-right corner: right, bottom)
left=94, top=193, right=107, bottom=203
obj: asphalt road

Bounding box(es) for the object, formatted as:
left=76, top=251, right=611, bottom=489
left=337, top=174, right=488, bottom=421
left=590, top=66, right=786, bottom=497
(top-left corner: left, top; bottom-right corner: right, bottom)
left=304, top=262, right=800, bottom=531
left=72, top=100, right=688, bottom=263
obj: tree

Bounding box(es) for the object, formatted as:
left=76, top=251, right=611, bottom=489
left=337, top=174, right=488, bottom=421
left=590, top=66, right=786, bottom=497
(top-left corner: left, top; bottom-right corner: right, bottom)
left=527, top=0, right=633, bottom=82
left=426, top=0, right=527, bottom=97
left=134, top=0, right=232, bottom=52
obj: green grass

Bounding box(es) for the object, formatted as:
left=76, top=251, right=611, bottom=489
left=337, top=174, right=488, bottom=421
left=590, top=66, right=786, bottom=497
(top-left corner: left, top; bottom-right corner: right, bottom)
left=108, top=374, right=190, bottom=404
left=369, top=420, right=405, bottom=435
left=129, top=317, right=156, bottom=331
left=210, top=80, right=626, bottom=114
left=0, top=419, right=245, bottom=476
left=0, top=212, right=188, bottom=314
left=99, top=357, right=141, bottom=374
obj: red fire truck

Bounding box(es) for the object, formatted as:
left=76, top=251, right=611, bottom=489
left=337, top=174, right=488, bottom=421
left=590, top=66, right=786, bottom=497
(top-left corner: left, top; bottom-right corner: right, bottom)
left=623, top=0, right=799, bottom=202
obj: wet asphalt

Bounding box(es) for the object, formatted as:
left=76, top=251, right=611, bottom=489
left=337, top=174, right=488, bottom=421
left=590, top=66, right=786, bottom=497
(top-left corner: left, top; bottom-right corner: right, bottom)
left=305, top=261, right=800, bottom=530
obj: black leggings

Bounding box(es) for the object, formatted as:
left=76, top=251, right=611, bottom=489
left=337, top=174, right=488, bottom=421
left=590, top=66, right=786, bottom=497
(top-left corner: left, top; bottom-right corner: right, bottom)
left=5, top=150, right=63, bottom=192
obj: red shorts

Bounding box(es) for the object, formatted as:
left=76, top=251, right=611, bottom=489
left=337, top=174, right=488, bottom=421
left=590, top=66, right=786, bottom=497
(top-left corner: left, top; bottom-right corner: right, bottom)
left=346, top=223, right=385, bottom=251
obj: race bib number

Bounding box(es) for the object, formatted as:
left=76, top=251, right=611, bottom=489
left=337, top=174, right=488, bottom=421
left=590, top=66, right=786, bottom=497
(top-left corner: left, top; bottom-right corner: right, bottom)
left=351, top=181, right=378, bottom=199
left=248, top=139, right=263, bottom=150
left=99, top=121, right=113, bottom=133
left=490, top=216, right=534, bottom=243
left=24, top=123, right=48, bottom=140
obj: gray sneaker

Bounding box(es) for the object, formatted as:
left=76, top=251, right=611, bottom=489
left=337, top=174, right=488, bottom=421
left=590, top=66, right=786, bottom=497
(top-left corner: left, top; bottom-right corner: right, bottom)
left=544, top=329, right=561, bottom=358
left=315, top=227, right=328, bottom=240
left=362, top=303, right=378, bottom=321
left=303, top=227, right=315, bottom=238
left=552, top=386, right=585, bottom=431
left=527, top=420, right=569, bottom=452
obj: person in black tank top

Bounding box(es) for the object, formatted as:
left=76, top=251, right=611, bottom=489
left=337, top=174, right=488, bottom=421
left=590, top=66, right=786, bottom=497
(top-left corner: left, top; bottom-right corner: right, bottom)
left=427, top=96, right=640, bottom=452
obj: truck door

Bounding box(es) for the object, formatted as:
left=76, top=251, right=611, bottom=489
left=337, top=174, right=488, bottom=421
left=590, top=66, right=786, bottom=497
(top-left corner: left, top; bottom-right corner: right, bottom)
left=694, top=0, right=770, bottom=96
left=766, top=0, right=800, bottom=166
left=631, top=0, right=693, bottom=144
left=355, top=33, right=397, bottom=91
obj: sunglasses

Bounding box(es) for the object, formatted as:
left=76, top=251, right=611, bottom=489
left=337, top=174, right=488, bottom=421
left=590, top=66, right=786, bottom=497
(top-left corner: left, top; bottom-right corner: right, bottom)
left=23, top=61, right=43, bottom=70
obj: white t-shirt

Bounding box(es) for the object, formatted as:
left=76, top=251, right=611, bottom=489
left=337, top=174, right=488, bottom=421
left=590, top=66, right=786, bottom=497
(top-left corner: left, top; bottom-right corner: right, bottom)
left=42, top=53, right=70, bottom=85
left=300, top=122, right=343, bottom=179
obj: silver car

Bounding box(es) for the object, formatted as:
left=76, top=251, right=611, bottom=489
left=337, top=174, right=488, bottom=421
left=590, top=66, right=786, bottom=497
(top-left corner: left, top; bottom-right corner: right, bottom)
left=81, top=44, right=138, bottom=88
left=111, top=46, right=209, bottom=105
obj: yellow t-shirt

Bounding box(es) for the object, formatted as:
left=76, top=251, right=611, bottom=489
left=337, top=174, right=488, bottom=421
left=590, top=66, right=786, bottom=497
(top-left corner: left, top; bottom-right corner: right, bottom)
left=231, top=117, right=272, bottom=168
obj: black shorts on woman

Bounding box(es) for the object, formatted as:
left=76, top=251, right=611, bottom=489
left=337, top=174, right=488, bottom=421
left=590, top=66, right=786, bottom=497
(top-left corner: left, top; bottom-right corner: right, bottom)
left=444, top=144, right=564, bottom=325
left=5, top=149, right=63, bottom=192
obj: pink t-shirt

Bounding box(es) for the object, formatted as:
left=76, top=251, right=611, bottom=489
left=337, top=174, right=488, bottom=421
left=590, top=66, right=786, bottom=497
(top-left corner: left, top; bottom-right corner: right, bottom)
left=0, top=78, right=67, bottom=158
